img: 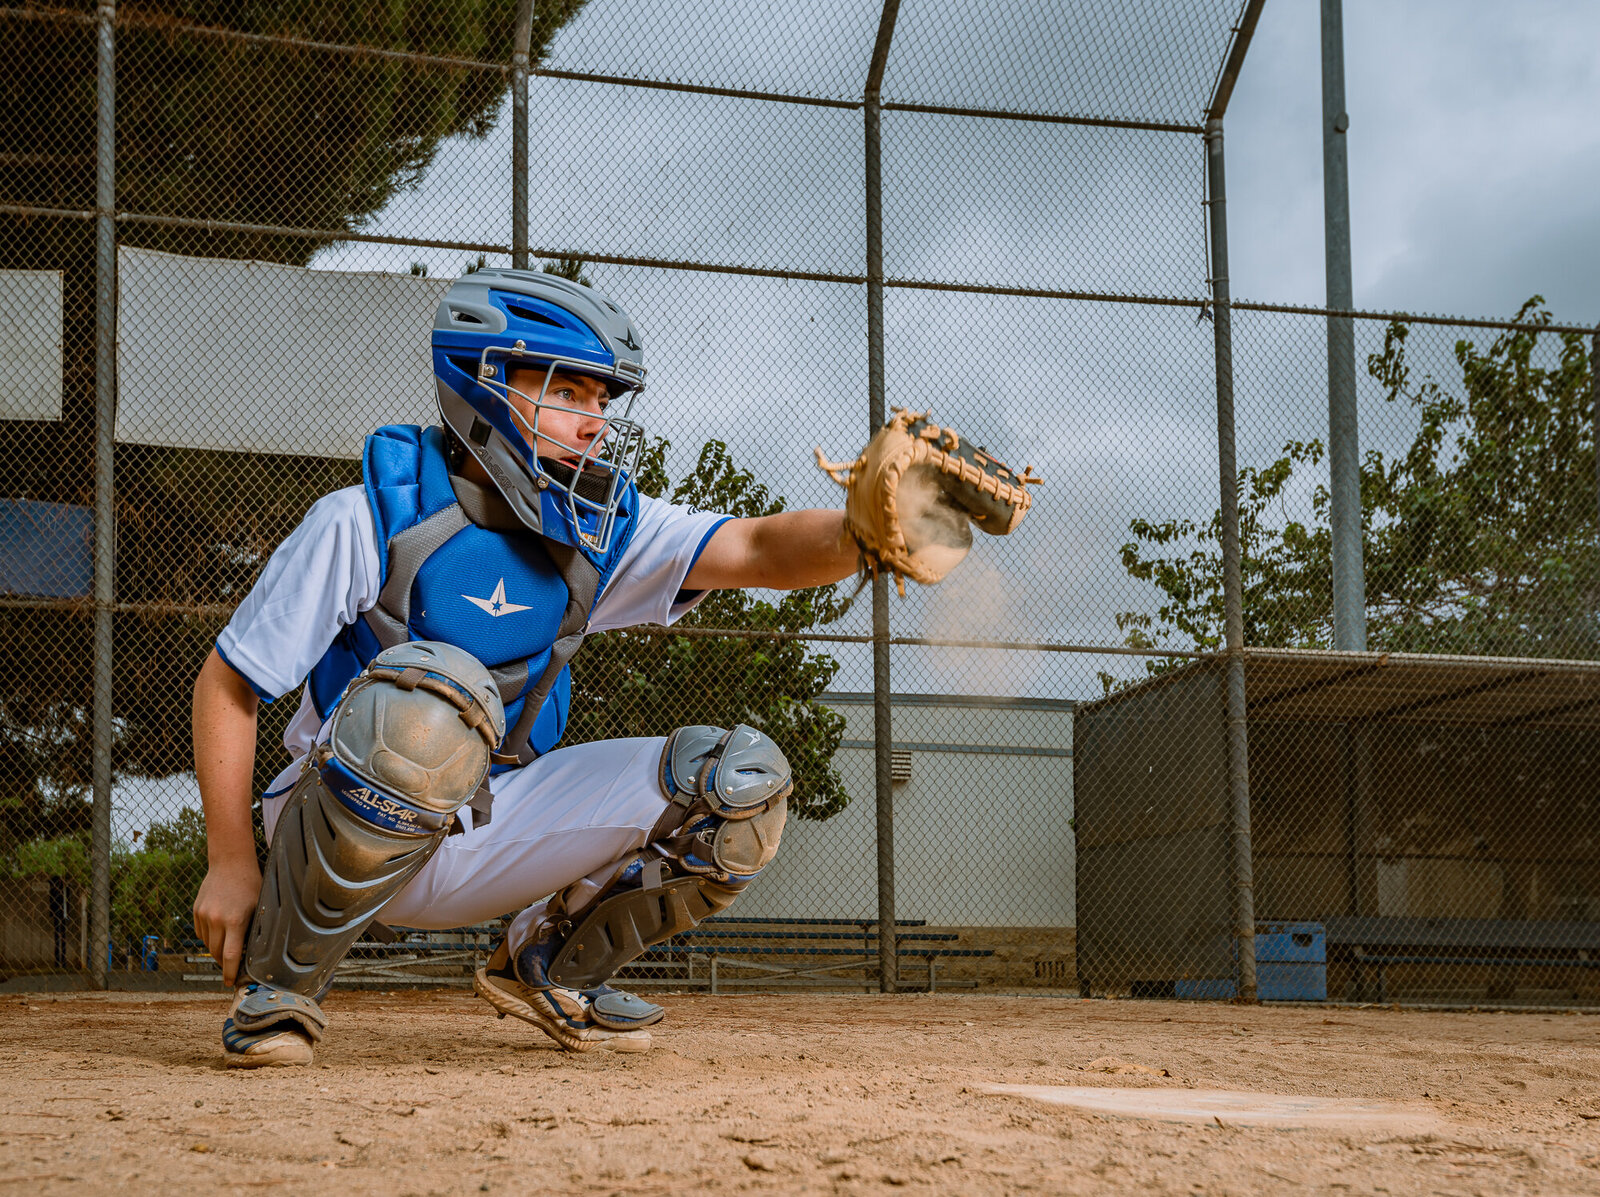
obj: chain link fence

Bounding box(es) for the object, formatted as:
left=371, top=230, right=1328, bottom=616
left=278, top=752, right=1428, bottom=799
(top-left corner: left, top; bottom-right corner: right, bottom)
left=3, top=0, right=1597, bottom=1007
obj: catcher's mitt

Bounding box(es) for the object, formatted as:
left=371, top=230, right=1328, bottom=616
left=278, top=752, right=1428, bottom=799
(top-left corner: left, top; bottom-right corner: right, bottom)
left=815, top=408, right=1041, bottom=595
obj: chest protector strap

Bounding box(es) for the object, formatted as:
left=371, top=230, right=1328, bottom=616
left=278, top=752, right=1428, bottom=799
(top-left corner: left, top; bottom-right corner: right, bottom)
left=360, top=478, right=601, bottom=826
left=490, top=538, right=598, bottom=775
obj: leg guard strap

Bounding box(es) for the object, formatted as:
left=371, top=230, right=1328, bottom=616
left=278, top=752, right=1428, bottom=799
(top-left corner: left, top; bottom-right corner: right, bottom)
left=546, top=868, right=737, bottom=990
left=230, top=983, right=328, bottom=1043
left=584, top=985, right=666, bottom=1031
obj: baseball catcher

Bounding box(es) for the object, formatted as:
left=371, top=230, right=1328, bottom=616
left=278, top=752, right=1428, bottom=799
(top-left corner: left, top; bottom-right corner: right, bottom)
left=191, top=269, right=1040, bottom=1067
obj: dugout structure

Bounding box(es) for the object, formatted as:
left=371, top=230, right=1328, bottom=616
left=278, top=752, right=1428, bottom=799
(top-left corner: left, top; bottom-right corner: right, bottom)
left=1075, top=649, right=1600, bottom=1006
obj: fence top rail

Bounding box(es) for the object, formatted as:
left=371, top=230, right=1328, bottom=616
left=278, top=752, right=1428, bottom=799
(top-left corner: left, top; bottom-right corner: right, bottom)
left=2, top=5, right=508, bottom=72
left=1232, top=298, right=1599, bottom=336
left=8, top=202, right=1589, bottom=334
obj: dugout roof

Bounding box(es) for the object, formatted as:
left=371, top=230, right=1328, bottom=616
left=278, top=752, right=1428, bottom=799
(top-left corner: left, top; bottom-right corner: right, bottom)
left=1077, top=648, right=1600, bottom=731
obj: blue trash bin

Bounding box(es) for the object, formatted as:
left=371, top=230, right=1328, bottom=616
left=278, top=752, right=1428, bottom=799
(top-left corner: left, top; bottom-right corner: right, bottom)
left=1171, top=922, right=1327, bottom=1001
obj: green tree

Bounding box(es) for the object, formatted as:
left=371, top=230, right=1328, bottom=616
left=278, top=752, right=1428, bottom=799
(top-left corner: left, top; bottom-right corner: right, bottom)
left=113, top=846, right=203, bottom=945
left=143, top=805, right=207, bottom=859
left=4, top=834, right=89, bottom=888
left=112, top=807, right=208, bottom=944
left=1109, top=298, right=1598, bottom=685
left=569, top=439, right=853, bottom=820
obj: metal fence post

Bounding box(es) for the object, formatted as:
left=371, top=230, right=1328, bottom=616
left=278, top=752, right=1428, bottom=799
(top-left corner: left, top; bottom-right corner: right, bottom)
left=511, top=0, right=533, bottom=271
left=1592, top=327, right=1599, bottom=534
left=865, top=0, right=900, bottom=994
left=1204, top=117, right=1257, bottom=1003
left=1322, top=0, right=1374, bottom=999
left=1321, top=0, right=1366, bottom=651
left=90, top=0, right=118, bottom=989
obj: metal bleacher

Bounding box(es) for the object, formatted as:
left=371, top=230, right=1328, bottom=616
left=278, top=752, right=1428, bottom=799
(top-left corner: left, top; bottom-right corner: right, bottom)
left=184, top=917, right=994, bottom=992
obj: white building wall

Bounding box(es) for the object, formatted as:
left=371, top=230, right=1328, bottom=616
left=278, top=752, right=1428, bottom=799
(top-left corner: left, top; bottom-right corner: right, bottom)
left=0, top=270, right=63, bottom=421
left=116, top=247, right=445, bottom=457
left=735, top=693, right=1075, bottom=927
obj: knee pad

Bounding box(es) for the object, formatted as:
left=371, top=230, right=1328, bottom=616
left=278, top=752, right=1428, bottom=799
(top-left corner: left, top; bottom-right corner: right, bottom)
left=244, top=641, right=504, bottom=995
left=542, top=724, right=790, bottom=990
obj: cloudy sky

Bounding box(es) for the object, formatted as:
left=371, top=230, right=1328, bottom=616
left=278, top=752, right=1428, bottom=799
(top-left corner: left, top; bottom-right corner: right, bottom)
left=301, top=1, right=1600, bottom=692
left=1228, top=0, right=1600, bottom=320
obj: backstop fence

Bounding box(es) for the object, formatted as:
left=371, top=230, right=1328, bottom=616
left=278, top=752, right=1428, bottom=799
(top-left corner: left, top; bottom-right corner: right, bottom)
left=3, top=0, right=1598, bottom=1007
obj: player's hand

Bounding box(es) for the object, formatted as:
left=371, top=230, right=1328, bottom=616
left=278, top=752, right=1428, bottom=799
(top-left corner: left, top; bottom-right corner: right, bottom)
left=193, top=859, right=262, bottom=987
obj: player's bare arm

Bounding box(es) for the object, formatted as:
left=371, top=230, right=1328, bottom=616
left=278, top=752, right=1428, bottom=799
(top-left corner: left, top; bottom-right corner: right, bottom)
left=683, top=508, right=857, bottom=592
left=191, top=647, right=263, bottom=987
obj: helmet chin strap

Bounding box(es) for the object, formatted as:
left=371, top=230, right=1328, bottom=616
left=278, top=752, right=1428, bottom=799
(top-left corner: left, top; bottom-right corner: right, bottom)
left=538, top=457, right=613, bottom=504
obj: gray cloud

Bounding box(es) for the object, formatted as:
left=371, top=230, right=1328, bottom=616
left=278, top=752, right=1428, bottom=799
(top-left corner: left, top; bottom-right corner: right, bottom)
left=1229, top=0, right=1600, bottom=323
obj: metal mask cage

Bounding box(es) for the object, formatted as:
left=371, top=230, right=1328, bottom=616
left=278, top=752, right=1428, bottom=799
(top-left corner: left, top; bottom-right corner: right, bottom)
left=475, top=345, right=645, bottom=553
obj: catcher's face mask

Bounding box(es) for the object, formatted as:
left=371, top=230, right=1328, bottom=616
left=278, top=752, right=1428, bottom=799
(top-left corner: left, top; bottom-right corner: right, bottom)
left=478, top=349, right=646, bottom=553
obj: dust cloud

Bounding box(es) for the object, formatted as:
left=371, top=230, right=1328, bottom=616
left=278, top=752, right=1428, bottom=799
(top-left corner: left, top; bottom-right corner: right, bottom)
left=898, top=464, right=973, bottom=581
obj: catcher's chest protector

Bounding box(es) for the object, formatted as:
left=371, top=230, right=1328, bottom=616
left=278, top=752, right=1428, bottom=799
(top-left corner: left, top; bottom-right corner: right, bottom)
left=306, top=425, right=637, bottom=765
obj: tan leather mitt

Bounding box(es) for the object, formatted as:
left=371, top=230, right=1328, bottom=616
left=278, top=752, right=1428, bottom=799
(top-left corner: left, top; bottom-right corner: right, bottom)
left=815, top=408, right=1041, bottom=595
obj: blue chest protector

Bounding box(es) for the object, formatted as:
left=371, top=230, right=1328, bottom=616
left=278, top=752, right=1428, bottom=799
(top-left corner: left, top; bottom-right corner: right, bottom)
left=307, top=425, right=637, bottom=778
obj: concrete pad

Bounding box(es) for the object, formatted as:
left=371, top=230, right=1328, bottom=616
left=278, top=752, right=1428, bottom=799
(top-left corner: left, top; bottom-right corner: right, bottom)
left=984, top=1084, right=1444, bottom=1131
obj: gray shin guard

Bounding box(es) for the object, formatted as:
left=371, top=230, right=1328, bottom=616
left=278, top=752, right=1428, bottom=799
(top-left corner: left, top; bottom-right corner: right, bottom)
left=243, top=640, right=505, bottom=998
left=543, top=723, right=791, bottom=991
left=546, top=866, right=740, bottom=990
left=243, top=769, right=447, bottom=996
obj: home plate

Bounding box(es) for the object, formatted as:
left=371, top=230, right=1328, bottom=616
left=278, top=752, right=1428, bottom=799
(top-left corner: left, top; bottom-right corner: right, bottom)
left=984, top=1084, right=1443, bottom=1131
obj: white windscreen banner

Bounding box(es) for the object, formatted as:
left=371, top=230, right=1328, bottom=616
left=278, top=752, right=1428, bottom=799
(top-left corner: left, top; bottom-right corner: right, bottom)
left=116, top=247, right=451, bottom=458
left=0, top=270, right=64, bottom=421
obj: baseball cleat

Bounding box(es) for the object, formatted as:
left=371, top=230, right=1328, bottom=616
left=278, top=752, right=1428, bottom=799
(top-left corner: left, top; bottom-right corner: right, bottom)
left=222, top=984, right=319, bottom=1068
left=475, top=939, right=655, bottom=1053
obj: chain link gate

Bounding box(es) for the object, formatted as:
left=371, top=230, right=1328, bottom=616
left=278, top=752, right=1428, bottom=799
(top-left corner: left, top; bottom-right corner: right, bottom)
left=2, top=0, right=1597, bottom=1008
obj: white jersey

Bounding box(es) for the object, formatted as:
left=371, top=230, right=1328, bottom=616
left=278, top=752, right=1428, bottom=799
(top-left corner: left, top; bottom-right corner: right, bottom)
left=216, top=484, right=730, bottom=760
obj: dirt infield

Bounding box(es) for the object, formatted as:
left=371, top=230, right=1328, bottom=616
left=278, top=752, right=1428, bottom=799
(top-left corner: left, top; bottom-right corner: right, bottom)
left=3, top=990, right=1599, bottom=1195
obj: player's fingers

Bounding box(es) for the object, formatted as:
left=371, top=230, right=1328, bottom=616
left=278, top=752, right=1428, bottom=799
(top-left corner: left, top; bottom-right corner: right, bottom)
left=219, top=922, right=245, bottom=989
left=192, top=905, right=217, bottom=966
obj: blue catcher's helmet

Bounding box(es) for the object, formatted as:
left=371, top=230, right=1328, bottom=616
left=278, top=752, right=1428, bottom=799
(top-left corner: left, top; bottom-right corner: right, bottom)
left=431, top=268, right=647, bottom=554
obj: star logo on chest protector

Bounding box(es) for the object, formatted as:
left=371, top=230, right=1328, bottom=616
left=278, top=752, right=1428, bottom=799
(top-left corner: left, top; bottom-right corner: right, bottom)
left=462, top=578, right=532, bottom=618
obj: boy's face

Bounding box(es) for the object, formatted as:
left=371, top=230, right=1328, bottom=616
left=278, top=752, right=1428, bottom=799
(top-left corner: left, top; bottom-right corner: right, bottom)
left=503, top=364, right=613, bottom=465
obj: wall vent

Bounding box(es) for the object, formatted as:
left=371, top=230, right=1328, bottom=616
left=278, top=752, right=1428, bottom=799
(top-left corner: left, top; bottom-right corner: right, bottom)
left=1034, top=959, right=1072, bottom=984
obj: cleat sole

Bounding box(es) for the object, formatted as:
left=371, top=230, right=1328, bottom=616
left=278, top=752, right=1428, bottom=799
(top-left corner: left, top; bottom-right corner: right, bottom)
left=474, top=968, right=651, bottom=1054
